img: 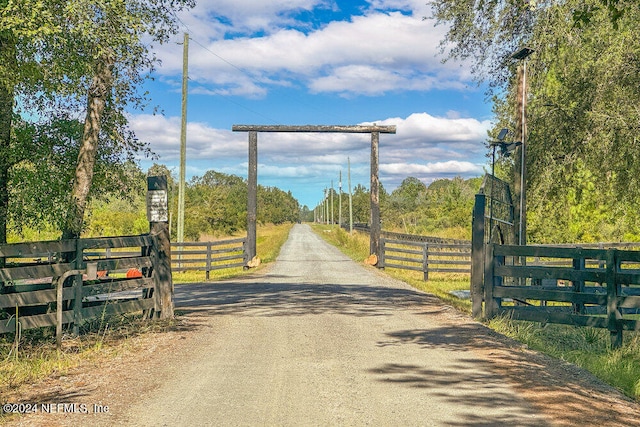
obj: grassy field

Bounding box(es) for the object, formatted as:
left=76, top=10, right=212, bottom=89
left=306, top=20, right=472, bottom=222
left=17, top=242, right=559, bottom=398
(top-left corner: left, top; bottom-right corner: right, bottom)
left=312, top=223, right=640, bottom=401
left=0, top=223, right=294, bottom=407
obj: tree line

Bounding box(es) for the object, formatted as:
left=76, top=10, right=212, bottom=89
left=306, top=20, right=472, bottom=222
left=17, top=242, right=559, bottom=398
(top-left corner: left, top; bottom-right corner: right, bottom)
left=317, top=176, right=481, bottom=240
left=7, top=161, right=302, bottom=243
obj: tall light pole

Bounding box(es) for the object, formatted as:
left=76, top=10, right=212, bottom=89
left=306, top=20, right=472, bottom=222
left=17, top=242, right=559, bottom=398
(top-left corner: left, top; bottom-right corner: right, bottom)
left=348, top=157, right=353, bottom=233
left=512, top=46, right=533, bottom=246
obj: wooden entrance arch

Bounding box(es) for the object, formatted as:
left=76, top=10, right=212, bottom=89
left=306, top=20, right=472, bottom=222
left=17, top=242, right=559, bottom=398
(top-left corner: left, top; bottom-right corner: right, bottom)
left=231, top=124, right=397, bottom=264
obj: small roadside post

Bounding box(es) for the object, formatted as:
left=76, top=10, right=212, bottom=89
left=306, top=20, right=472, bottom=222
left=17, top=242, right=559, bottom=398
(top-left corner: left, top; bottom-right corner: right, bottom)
left=147, top=176, right=173, bottom=319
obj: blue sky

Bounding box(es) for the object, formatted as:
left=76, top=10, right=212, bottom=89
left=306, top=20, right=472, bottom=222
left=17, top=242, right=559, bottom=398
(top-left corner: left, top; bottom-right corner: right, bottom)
left=131, top=0, right=495, bottom=209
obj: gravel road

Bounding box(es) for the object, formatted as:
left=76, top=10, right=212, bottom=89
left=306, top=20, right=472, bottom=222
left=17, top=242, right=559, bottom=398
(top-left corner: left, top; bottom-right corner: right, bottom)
left=9, top=223, right=640, bottom=426
left=122, top=224, right=547, bottom=426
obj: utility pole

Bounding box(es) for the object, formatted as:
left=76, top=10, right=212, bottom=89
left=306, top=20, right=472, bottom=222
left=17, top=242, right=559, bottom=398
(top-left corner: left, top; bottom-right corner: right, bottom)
left=330, top=180, right=334, bottom=225
left=324, top=188, right=328, bottom=225
left=348, top=157, right=353, bottom=233
left=177, top=32, right=189, bottom=246
left=339, top=170, right=342, bottom=227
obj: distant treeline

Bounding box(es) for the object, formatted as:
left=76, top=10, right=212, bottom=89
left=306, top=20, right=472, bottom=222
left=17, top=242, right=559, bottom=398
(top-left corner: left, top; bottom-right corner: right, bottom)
left=318, top=176, right=481, bottom=240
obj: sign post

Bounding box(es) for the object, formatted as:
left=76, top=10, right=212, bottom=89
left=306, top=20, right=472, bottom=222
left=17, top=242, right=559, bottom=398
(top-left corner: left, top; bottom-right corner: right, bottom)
left=147, top=176, right=173, bottom=319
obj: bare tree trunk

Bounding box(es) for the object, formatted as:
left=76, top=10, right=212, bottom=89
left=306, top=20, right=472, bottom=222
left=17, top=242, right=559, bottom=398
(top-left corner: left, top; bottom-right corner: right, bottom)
left=0, top=84, right=11, bottom=247
left=0, top=29, right=16, bottom=255
left=62, top=58, right=114, bottom=240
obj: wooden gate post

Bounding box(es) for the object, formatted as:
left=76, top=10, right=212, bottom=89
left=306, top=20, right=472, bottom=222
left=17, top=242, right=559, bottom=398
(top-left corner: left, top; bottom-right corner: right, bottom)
left=247, top=131, right=258, bottom=262
left=484, top=244, right=500, bottom=319
left=370, top=131, right=381, bottom=263
left=471, top=194, right=486, bottom=319
left=147, top=176, right=173, bottom=319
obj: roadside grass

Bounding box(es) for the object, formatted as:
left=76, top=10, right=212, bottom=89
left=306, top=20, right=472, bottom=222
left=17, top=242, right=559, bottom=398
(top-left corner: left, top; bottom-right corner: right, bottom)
left=0, top=222, right=294, bottom=406
left=313, top=224, right=640, bottom=401
left=311, top=224, right=472, bottom=313
left=0, top=313, right=181, bottom=421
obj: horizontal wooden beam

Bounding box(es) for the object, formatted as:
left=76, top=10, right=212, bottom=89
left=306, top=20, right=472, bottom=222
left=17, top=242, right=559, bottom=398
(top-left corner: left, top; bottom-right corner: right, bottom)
left=232, top=124, right=396, bottom=134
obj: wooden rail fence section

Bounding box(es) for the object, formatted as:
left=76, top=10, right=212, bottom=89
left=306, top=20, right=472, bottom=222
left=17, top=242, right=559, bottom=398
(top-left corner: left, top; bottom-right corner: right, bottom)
left=172, top=238, right=247, bottom=279
left=88, top=239, right=248, bottom=279
left=0, top=235, right=161, bottom=339
left=0, top=236, right=247, bottom=340
left=379, top=238, right=471, bottom=280
left=482, top=244, right=640, bottom=347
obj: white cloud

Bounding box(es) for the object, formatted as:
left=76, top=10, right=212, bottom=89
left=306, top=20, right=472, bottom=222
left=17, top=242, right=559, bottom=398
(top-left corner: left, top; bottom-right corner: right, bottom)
left=155, top=5, right=470, bottom=97
left=381, top=161, right=483, bottom=176
left=131, top=111, right=490, bottom=186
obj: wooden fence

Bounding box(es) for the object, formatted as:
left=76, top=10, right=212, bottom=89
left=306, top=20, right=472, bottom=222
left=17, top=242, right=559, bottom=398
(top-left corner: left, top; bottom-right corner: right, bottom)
left=172, top=238, right=247, bottom=279
left=92, top=238, right=248, bottom=279
left=483, top=244, right=640, bottom=347
left=379, top=238, right=472, bottom=280
left=0, top=234, right=171, bottom=345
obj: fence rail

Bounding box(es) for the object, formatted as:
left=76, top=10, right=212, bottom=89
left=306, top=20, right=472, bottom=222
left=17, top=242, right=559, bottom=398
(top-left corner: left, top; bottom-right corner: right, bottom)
left=379, top=238, right=472, bottom=280
left=80, top=238, right=248, bottom=280
left=0, top=234, right=168, bottom=344
left=171, top=238, right=247, bottom=279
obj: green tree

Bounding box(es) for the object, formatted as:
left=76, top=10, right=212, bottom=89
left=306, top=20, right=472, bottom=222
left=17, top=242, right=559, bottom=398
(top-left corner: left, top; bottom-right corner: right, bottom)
left=432, top=0, right=640, bottom=243
left=58, top=0, right=194, bottom=239
left=8, top=117, right=147, bottom=237
left=0, top=0, right=193, bottom=242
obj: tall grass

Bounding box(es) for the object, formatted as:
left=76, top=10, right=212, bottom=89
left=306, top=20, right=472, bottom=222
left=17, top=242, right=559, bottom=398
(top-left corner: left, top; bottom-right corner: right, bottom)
left=314, top=225, right=640, bottom=401
left=0, top=313, right=179, bottom=416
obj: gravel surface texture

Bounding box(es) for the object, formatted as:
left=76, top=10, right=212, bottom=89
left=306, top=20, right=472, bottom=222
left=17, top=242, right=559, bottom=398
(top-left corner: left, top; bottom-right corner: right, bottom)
left=5, top=224, right=640, bottom=426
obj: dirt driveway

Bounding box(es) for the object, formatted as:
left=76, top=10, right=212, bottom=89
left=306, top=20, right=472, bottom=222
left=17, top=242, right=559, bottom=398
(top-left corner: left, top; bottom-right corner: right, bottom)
left=6, top=224, right=640, bottom=426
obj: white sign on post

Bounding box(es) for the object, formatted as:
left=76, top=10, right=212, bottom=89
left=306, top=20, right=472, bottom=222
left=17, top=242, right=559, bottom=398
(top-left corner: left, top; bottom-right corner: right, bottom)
left=147, top=190, right=168, bottom=222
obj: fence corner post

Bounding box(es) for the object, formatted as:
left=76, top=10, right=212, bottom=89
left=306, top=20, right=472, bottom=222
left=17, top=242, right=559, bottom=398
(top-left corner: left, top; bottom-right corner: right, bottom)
left=150, top=222, right=173, bottom=319
left=471, top=194, right=486, bottom=319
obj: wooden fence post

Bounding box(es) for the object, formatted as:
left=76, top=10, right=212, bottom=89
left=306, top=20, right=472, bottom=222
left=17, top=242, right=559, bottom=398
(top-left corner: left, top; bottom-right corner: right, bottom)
left=572, top=256, right=585, bottom=314
left=484, top=244, right=500, bottom=319
left=379, top=239, right=386, bottom=269
left=471, top=194, right=486, bottom=319
left=422, top=244, right=429, bottom=281
left=606, top=249, right=623, bottom=348
left=206, top=242, right=212, bottom=280
left=73, top=239, right=83, bottom=335
left=56, top=274, right=63, bottom=350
